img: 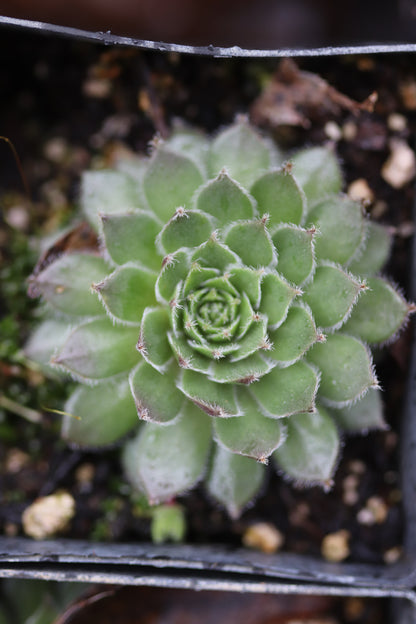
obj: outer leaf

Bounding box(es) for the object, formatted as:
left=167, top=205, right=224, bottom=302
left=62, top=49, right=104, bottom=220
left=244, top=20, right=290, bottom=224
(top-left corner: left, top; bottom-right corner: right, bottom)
left=343, top=277, right=411, bottom=344
left=272, top=225, right=315, bottom=285
left=307, top=196, right=365, bottom=265
left=209, top=352, right=274, bottom=385
left=259, top=272, right=300, bottom=328
left=303, top=263, right=364, bottom=330
left=129, top=360, right=184, bottom=423
left=28, top=253, right=109, bottom=316
left=250, top=168, right=306, bottom=227
left=251, top=360, right=319, bottom=418
left=24, top=319, right=71, bottom=375
left=273, top=406, right=339, bottom=484
left=196, top=172, right=256, bottom=226
left=329, top=388, right=385, bottom=432
left=155, top=250, right=190, bottom=303
left=157, top=209, right=213, bottom=254
left=291, top=147, right=342, bottom=206
left=53, top=318, right=139, bottom=381
left=123, top=402, right=212, bottom=504
left=138, top=307, right=172, bottom=371
left=267, top=304, right=319, bottom=366
left=206, top=444, right=265, bottom=518
left=208, top=121, right=271, bottom=188
left=143, top=148, right=204, bottom=221
left=93, top=265, right=157, bottom=325
left=178, top=368, right=241, bottom=417
left=165, top=126, right=210, bottom=174
left=81, top=170, right=142, bottom=229
left=307, top=333, right=377, bottom=407
left=224, top=220, right=276, bottom=268
left=348, top=222, right=391, bottom=277
left=62, top=379, right=138, bottom=446
left=214, top=388, right=285, bottom=461
left=101, top=212, right=161, bottom=270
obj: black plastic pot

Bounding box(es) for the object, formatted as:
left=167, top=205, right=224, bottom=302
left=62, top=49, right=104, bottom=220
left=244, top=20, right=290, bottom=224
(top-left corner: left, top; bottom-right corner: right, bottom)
left=0, top=14, right=416, bottom=623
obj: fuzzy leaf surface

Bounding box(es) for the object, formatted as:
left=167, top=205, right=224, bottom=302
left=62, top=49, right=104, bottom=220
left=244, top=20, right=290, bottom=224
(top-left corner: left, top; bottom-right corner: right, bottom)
left=139, top=307, right=172, bottom=370
left=307, top=196, right=365, bottom=265
left=29, top=253, right=109, bottom=316
left=214, top=388, right=285, bottom=460
left=144, top=148, right=204, bottom=221
left=155, top=250, right=190, bottom=303
left=94, top=265, right=156, bottom=325
left=343, top=277, right=410, bottom=344
left=158, top=209, right=213, bottom=254
left=272, top=225, right=315, bottom=285
left=224, top=220, right=275, bottom=268
left=250, top=169, right=305, bottom=227
left=251, top=360, right=318, bottom=417
left=208, top=122, right=271, bottom=188
left=129, top=360, right=183, bottom=423
left=101, top=212, right=161, bottom=270
left=259, top=273, right=299, bottom=328
left=122, top=402, right=211, bottom=504
left=54, top=318, right=139, bottom=381
left=267, top=304, right=318, bottom=365
left=179, top=368, right=240, bottom=416
left=196, top=173, right=256, bottom=226
left=307, top=333, right=376, bottom=406
left=291, top=147, right=342, bottom=205
left=329, top=388, right=385, bottom=432
left=348, top=222, right=391, bottom=277
left=62, top=379, right=138, bottom=446
left=206, top=445, right=265, bottom=518
left=273, top=406, right=339, bottom=484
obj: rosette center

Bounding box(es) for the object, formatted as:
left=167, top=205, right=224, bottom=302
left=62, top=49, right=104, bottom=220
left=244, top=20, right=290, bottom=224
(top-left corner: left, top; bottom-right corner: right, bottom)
left=185, top=287, right=240, bottom=343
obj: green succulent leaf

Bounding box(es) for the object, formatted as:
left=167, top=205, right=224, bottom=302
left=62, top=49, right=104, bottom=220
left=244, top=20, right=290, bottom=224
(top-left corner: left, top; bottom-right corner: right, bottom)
left=206, top=444, right=266, bottom=518
left=214, top=388, right=285, bottom=461
left=101, top=211, right=161, bottom=271
left=53, top=318, right=139, bottom=381
left=138, top=306, right=172, bottom=371
left=24, top=319, right=71, bottom=375
left=81, top=170, right=142, bottom=229
left=155, top=250, right=190, bottom=303
left=196, top=172, right=256, bottom=226
left=250, top=168, right=306, bottom=227
left=259, top=272, right=300, bottom=328
left=209, top=120, right=272, bottom=188
left=348, top=222, right=391, bottom=277
left=93, top=264, right=157, bottom=325
left=224, top=219, right=276, bottom=268
left=144, top=147, right=204, bottom=221
left=251, top=360, right=319, bottom=418
left=129, top=360, right=184, bottom=423
left=329, top=388, right=385, bottom=432
left=343, top=277, right=411, bottom=344
left=28, top=253, right=110, bottom=316
left=62, top=378, right=138, bottom=446
left=192, top=235, right=240, bottom=271
left=157, top=208, right=213, bottom=254
left=165, top=125, right=210, bottom=174
left=168, top=331, right=211, bottom=373
left=179, top=368, right=241, bottom=417
left=291, top=147, right=342, bottom=205
left=209, top=352, right=274, bottom=384
left=303, top=263, right=365, bottom=330
left=123, top=402, right=212, bottom=504
left=307, top=333, right=377, bottom=407
left=272, top=225, right=315, bottom=285
left=307, top=196, right=366, bottom=265
left=227, top=266, right=262, bottom=308
left=273, top=405, right=339, bottom=485
left=267, top=304, right=320, bottom=366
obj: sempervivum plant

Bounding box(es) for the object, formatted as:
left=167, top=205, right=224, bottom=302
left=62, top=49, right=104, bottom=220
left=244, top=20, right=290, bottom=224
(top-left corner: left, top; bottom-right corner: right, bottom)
left=26, top=119, right=414, bottom=518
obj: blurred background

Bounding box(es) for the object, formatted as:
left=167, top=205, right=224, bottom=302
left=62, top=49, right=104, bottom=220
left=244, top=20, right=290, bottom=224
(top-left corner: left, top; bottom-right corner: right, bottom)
left=1, top=0, right=416, bottom=48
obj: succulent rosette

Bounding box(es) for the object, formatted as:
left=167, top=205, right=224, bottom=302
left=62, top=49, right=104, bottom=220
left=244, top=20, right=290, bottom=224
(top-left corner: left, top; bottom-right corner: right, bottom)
left=26, top=120, right=414, bottom=517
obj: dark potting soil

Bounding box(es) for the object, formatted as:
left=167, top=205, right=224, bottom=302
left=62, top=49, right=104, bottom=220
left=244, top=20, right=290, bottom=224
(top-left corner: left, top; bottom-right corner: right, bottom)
left=0, top=29, right=415, bottom=570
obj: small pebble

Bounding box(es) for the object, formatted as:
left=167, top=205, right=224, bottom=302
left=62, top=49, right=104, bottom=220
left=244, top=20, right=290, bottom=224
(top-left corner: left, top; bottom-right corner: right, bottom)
left=83, top=77, right=112, bottom=99
left=342, top=120, right=357, bottom=141
left=348, top=460, right=366, bottom=475
left=242, top=522, right=284, bottom=554
left=321, top=530, right=350, bottom=562
left=348, top=178, right=374, bottom=203
left=5, top=205, right=30, bottom=231
left=342, top=474, right=359, bottom=506
left=5, top=448, right=30, bottom=473
left=324, top=121, right=342, bottom=142
left=44, top=137, right=68, bottom=163
left=381, top=139, right=416, bottom=188
left=387, top=113, right=407, bottom=132
left=400, top=79, right=416, bottom=110
left=383, top=546, right=402, bottom=564
left=357, top=496, right=388, bottom=526
left=22, top=491, right=75, bottom=540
